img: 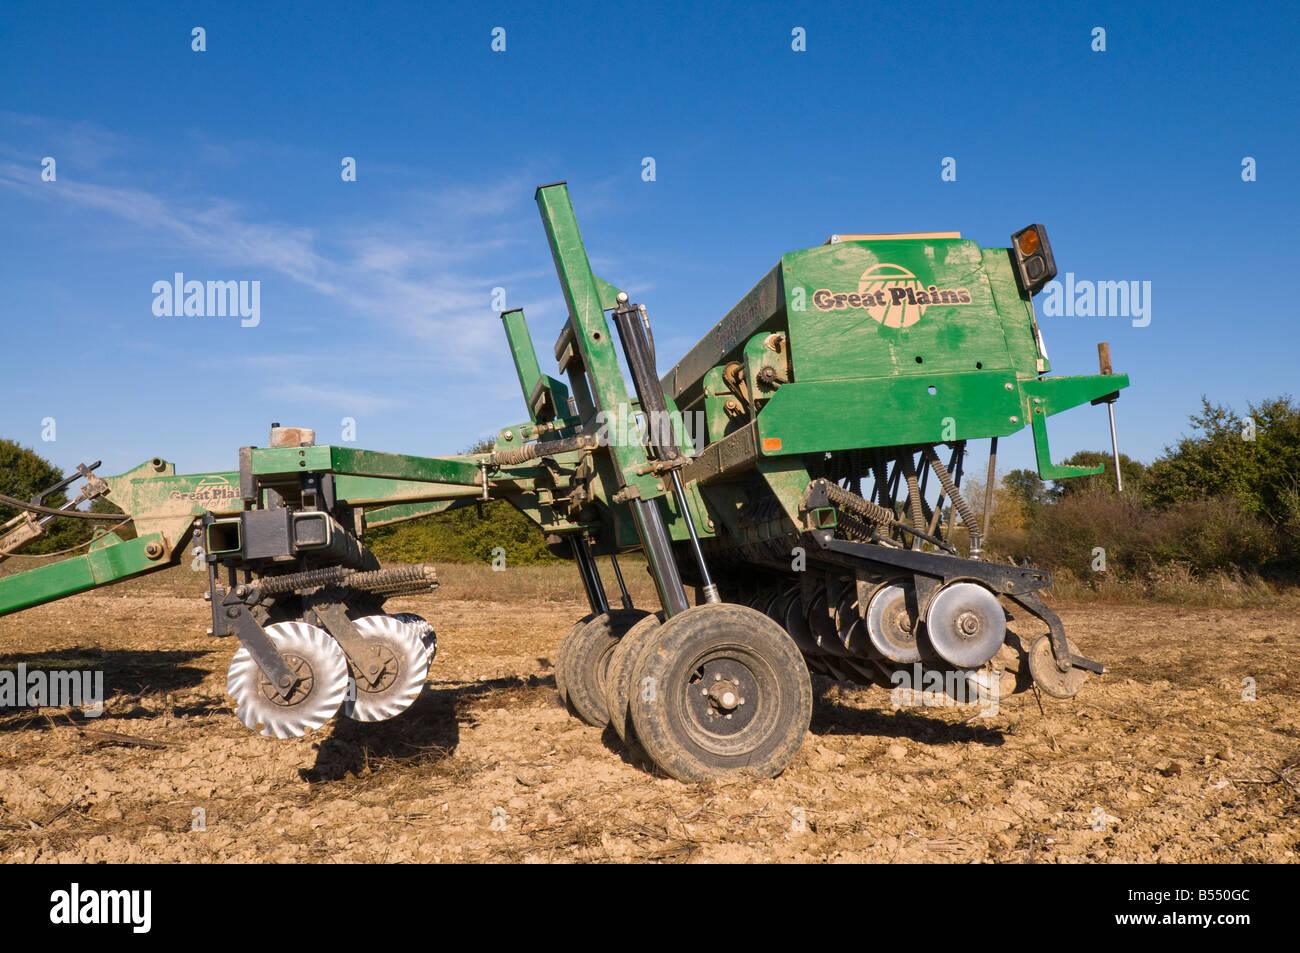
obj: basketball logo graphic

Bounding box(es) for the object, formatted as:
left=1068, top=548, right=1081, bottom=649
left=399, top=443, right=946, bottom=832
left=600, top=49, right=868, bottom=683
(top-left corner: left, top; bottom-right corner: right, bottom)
left=860, top=264, right=926, bottom=328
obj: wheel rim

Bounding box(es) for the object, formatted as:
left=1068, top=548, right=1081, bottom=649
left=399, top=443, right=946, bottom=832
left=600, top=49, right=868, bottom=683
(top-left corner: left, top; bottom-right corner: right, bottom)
left=673, top=642, right=782, bottom=757
left=257, top=653, right=316, bottom=706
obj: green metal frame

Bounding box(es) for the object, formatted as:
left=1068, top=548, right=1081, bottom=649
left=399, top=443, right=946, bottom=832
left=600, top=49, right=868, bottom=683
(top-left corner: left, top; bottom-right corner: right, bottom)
left=0, top=183, right=1131, bottom=622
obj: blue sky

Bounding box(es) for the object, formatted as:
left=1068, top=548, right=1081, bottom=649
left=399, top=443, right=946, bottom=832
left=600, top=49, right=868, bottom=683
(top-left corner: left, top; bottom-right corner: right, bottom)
left=1, top=0, right=1297, bottom=485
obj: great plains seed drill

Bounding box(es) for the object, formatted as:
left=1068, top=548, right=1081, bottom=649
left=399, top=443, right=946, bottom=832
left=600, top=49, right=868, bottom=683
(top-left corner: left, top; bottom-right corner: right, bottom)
left=0, top=183, right=1128, bottom=780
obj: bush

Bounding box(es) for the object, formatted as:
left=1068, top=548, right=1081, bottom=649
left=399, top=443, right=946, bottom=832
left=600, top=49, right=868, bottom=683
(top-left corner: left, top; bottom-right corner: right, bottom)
left=1007, top=489, right=1279, bottom=588
left=365, top=499, right=559, bottom=567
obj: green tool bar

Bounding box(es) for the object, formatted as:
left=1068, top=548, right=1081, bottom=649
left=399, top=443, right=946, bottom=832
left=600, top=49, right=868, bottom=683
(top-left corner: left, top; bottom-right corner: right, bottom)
left=501, top=309, right=578, bottom=429
left=1022, top=373, right=1130, bottom=480
left=251, top=446, right=484, bottom=486
left=501, top=308, right=544, bottom=414
left=363, top=498, right=465, bottom=528
left=535, top=183, right=661, bottom=500
left=0, top=533, right=168, bottom=617
left=334, top=475, right=485, bottom=506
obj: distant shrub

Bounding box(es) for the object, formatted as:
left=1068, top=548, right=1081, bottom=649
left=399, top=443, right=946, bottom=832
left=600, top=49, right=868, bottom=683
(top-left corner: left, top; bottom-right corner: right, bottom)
left=1006, top=489, right=1280, bottom=593
left=365, top=499, right=559, bottom=567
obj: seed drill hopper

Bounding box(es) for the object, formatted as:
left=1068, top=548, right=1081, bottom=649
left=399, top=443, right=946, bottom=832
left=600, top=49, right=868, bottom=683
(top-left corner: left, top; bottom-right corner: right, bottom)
left=0, top=183, right=1128, bottom=780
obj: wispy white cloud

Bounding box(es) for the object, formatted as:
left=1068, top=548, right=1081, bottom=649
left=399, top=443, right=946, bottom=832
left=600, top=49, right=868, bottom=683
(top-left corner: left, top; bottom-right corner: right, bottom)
left=0, top=114, right=562, bottom=369
left=0, top=110, right=127, bottom=168
left=0, top=159, right=333, bottom=291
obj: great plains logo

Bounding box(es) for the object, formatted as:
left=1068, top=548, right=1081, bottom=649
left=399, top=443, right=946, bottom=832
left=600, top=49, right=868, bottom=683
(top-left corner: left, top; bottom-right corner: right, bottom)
left=169, top=475, right=239, bottom=504
left=812, top=264, right=972, bottom=328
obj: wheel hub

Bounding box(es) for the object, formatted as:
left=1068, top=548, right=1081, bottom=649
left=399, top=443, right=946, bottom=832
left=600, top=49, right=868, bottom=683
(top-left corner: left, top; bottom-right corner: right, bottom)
left=259, top=654, right=313, bottom=707
left=350, top=643, right=399, bottom=693
left=686, top=659, right=757, bottom=735
left=706, top=675, right=742, bottom=712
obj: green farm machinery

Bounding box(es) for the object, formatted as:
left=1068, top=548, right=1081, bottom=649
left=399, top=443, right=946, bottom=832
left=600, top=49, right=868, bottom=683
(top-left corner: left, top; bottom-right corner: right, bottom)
left=0, top=182, right=1128, bottom=780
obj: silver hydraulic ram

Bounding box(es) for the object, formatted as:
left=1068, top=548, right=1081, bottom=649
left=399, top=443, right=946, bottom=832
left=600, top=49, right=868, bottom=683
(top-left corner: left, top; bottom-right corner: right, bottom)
left=610, top=292, right=721, bottom=607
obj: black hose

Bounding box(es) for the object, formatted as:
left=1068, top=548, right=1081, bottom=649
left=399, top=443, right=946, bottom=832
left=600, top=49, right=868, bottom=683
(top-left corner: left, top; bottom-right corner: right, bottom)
left=0, top=493, right=123, bottom=520
left=922, top=447, right=982, bottom=554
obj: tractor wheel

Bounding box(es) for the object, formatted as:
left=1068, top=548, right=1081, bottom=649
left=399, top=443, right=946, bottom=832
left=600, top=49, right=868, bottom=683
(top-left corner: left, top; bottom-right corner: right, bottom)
left=1028, top=635, right=1089, bottom=699
left=604, top=613, right=664, bottom=744
left=630, top=603, right=812, bottom=782
left=561, top=610, right=650, bottom=728
left=554, top=614, right=595, bottom=710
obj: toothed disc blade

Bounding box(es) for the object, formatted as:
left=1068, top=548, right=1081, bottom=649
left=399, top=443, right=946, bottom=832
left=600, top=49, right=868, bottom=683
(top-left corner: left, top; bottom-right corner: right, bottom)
left=227, top=621, right=348, bottom=739
left=390, top=612, right=437, bottom=664
left=341, top=614, right=430, bottom=722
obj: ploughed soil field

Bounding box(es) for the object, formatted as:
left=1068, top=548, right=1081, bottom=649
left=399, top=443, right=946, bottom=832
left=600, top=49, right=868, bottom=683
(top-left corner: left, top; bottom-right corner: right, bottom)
left=0, top=563, right=1296, bottom=863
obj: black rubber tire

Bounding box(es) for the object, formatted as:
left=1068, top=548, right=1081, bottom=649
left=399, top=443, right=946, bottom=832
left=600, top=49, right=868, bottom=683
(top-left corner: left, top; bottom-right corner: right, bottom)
left=604, top=613, right=664, bottom=745
left=630, top=603, right=813, bottom=782
left=554, top=614, right=595, bottom=709
left=562, top=610, right=650, bottom=728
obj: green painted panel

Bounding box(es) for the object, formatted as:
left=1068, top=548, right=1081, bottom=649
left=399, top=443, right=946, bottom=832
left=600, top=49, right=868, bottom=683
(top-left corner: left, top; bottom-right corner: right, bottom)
left=782, top=239, right=1011, bottom=383
left=981, top=248, right=1046, bottom=376
left=756, top=373, right=1024, bottom=455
